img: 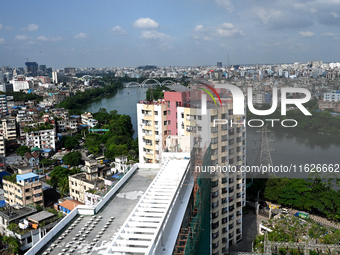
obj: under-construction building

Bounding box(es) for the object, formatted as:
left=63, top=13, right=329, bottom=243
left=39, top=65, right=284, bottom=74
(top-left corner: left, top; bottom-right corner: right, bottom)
left=175, top=89, right=246, bottom=255
left=138, top=82, right=246, bottom=254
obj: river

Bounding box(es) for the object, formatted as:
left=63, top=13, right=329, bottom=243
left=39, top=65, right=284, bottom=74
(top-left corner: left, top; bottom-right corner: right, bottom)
left=83, top=86, right=149, bottom=139
left=84, top=87, right=340, bottom=177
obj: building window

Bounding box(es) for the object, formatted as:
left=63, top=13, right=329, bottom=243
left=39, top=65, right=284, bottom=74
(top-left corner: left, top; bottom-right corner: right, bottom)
left=154, top=111, right=158, bottom=115
left=164, top=111, right=167, bottom=116
left=212, top=231, right=219, bottom=239
left=211, top=190, right=219, bottom=199
left=168, top=120, right=171, bottom=125
left=212, top=221, right=219, bottom=230
left=168, top=110, right=170, bottom=115
left=164, top=121, right=167, bottom=125
left=212, top=211, right=219, bottom=219
left=168, top=101, right=170, bottom=107
left=211, top=180, right=218, bottom=187
left=212, top=241, right=219, bottom=249
left=211, top=201, right=219, bottom=209
left=198, top=115, right=202, bottom=120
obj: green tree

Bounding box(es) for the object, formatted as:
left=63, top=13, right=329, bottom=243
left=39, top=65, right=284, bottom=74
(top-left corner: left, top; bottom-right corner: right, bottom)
left=58, top=177, right=69, bottom=197
left=35, top=203, right=43, bottom=212
left=49, top=166, right=69, bottom=188
left=278, top=179, right=310, bottom=209
left=16, top=146, right=31, bottom=156
left=61, top=136, right=78, bottom=149
left=264, top=177, right=290, bottom=202
left=62, top=151, right=82, bottom=166
left=3, top=235, right=20, bottom=254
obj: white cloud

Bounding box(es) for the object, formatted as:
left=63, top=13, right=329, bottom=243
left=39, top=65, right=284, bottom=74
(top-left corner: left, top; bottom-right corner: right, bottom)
left=15, top=35, right=30, bottom=40
left=133, top=18, right=159, bottom=29
left=0, top=24, right=11, bottom=30
left=330, top=11, right=340, bottom=18
left=215, top=23, right=244, bottom=37
left=37, top=36, right=62, bottom=42
left=220, top=23, right=234, bottom=29
left=21, top=24, right=39, bottom=32
left=193, top=22, right=243, bottom=42
left=215, top=0, right=233, bottom=11
left=74, top=32, right=89, bottom=39
left=194, top=25, right=206, bottom=32
left=299, top=31, right=316, bottom=37
left=321, top=32, right=337, bottom=36
left=140, top=30, right=168, bottom=40
left=0, top=38, right=5, bottom=44
left=109, top=26, right=127, bottom=35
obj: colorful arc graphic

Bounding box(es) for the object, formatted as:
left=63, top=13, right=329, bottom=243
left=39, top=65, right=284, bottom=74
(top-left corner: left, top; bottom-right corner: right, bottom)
left=198, top=88, right=217, bottom=105
left=199, top=83, right=223, bottom=105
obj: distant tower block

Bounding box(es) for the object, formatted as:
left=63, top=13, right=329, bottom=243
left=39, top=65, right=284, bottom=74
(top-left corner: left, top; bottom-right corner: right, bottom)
left=217, top=62, right=222, bottom=68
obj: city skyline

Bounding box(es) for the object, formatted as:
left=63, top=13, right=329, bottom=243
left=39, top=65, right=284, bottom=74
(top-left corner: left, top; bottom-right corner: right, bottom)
left=1, top=0, right=340, bottom=68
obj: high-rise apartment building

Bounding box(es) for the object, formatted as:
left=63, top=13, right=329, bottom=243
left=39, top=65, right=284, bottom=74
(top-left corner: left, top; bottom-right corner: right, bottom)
left=26, top=127, right=56, bottom=151
left=0, top=117, right=17, bottom=140
left=0, top=95, right=8, bottom=116
left=137, top=82, right=246, bottom=253
left=137, top=101, right=167, bottom=163
left=0, top=135, right=5, bottom=157
left=25, top=62, right=38, bottom=77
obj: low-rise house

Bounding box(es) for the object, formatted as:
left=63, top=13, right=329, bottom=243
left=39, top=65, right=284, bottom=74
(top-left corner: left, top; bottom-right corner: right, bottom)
left=3, top=173, right=44, bottom=207
left=0, top=206, right=63, bottom=251
left=111, top=156, right=129, bottom=174
left=68, top=160, right=106, bottom=203
left=24, top=151, right=40, bottom=167
left=58, top=199, right=84, bottom=214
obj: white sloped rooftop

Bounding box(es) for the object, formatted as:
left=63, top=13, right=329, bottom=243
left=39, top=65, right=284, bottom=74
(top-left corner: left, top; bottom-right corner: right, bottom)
left=105, top=159, right=190, bottom=255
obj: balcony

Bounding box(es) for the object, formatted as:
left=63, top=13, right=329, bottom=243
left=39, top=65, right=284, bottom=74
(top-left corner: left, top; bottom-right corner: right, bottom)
left=143, top=134, right=153, bottom=140
left=145, top=144, right=153, bottom=150
left=144, top=153, right=153, bottom=159
left=33, top=189, right=42, bottom=195
left=33, top=196, right=43, bottom=202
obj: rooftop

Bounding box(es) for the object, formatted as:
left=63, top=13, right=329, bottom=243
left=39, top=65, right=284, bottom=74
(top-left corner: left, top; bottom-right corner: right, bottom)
left=166, top=84, right=193, bottom=92
left=106, top=159, right=190, bottom=254
left=27, top=211, right=55, bottom=223
left=40, top=166, right=160, bottom=255
left=17, top=172, right=39, bottom=179
left=59, top=199, right=84, bottom=211
left=69, top=173, right=105, bottom=186
left=0, top=206, right=36, bottom=220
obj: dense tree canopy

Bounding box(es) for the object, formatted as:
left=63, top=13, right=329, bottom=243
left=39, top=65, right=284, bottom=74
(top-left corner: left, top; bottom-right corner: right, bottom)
left=62, top=151, right=82, bottom=166
left=84, top=108, right=138, bottom=160
left=263, top=176, right=340, bottom=221
left=16, top=146, right=31, bottom=156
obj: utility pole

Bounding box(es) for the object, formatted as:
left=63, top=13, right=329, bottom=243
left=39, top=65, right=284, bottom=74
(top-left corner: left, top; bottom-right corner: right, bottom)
left=256, top=124, right=274, bottom=167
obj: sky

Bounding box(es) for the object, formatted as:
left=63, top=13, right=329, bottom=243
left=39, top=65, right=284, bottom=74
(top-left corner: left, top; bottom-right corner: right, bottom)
left=1, top=0, right=340, bottom=68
